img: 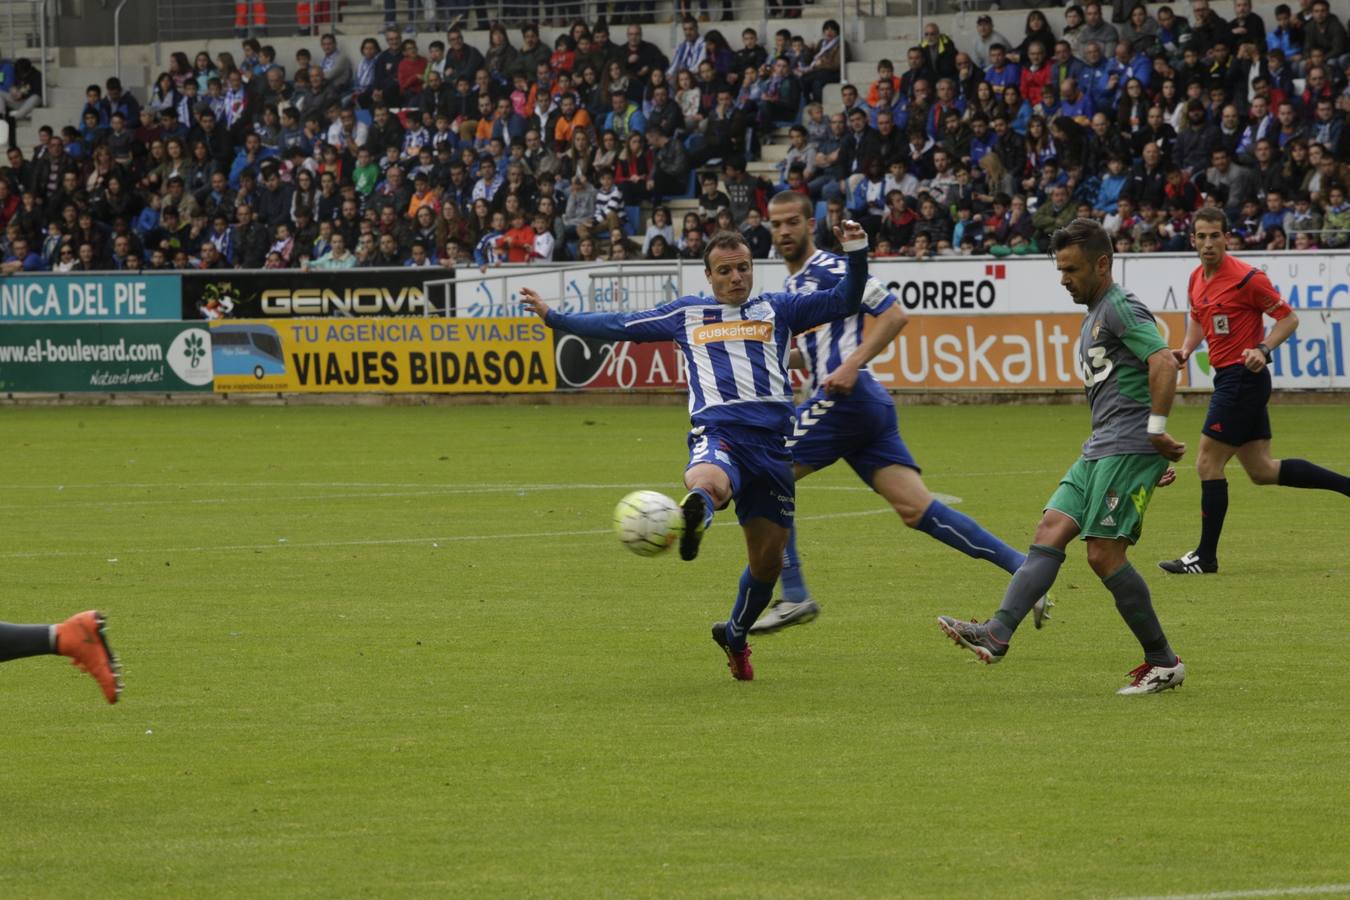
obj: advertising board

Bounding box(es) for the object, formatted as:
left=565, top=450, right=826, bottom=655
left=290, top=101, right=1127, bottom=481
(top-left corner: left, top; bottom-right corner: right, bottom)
left=210, top=317, right=554, bottom=393
left=0, top=322, right=213, bottom=391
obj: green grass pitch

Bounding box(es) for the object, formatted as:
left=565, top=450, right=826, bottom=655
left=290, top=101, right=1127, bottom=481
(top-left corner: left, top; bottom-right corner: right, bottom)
left=1, top=403, right=1347, bottom=897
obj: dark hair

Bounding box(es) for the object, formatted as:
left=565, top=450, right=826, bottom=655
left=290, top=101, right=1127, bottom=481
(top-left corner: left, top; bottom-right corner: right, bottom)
left=702, top=230, right=752, bottom=269
left=1192, top=207, right=1229, bottom=232
left=768, top=190, right=813, bottom=218
left=1050, top=218, right=1113, bottom=263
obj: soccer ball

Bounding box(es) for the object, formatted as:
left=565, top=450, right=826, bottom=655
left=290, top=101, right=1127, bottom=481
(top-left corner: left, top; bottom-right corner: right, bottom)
left=613, top=490, right=683, bottom=557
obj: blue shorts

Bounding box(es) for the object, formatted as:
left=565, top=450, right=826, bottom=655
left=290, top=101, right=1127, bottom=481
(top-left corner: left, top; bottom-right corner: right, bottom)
left=786, top=391, right=919, bottom=487
left=686, top=425, right=795, bottom=528
left=1203, top=365, right=1272, bottom=447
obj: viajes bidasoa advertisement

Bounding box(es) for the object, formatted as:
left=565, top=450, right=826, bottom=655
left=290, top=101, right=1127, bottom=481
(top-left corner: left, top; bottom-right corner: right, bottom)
left=210, top=317, right=554, bottom=393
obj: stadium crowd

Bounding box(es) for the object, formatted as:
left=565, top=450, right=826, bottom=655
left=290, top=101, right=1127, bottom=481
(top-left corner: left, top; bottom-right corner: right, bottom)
left=3, top=0, right=1350, bottom=275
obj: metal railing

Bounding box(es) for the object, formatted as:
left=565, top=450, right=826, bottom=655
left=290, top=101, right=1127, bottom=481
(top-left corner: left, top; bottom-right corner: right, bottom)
left=153, top=0, right=878, bottom=41
left=423, top=262, right=680, bottom=318
left=114, top=0, right=130, bottom=83
left=4, top=0, right=50, bottom=108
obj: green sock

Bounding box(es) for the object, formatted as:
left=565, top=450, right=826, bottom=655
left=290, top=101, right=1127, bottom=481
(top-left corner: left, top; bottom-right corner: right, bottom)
left=989, top=544, right=1065, bottom=642
left=1103, top=564, right=1176, bottom=667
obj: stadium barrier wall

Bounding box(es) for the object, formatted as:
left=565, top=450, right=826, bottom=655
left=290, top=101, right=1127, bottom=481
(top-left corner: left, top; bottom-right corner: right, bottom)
left=209, top=318, right=554, bottom=394
left=445, top=252, right=1350, bottom=319
left=1, top=273, right=182, bottom=321
left=0, top=322, right=213, bottom=392
left=2, top=255, right=1348, bottom=394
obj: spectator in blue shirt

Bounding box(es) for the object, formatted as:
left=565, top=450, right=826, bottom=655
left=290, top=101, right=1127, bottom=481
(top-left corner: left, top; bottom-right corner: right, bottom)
left=602, top=88, right=647, bottom=140
left=1267, top=4, right=1304, bottom=62
left=1, top=236, right=46, bottom=273
left=984, top=44, right=1022, bottom=88
left=1058, top=77, right=1095, bottom=120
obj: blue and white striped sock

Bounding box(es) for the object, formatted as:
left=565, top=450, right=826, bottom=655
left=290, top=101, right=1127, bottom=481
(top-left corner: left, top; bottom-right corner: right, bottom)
left=725, top=567, right=776, bottom=650
left=778, top=522, right=811, bottom=602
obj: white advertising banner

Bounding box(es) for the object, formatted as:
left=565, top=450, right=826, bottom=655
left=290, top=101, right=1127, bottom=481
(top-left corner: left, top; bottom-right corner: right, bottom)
left=439, top=252, right=1350, bottom=322
left=1184, top=307, right=1350, bottom=389
left=1118, top=252, right=1350, bottom=317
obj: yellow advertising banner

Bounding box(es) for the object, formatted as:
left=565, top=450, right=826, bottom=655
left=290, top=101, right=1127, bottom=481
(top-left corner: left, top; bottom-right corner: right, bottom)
left=868, top=312, right=1191, bottom=390
left=210, top=317, right=555, bottom=393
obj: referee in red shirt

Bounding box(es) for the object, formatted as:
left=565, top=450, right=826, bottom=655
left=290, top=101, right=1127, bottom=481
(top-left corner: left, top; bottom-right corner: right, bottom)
left=1161, top=207, right=1350, bottom=574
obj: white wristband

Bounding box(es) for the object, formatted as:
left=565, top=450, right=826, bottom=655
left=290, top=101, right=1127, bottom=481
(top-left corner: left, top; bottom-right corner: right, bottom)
left=1147, top=414, right=1168, bottom=435
left=841, top=237, right=869, bottom=253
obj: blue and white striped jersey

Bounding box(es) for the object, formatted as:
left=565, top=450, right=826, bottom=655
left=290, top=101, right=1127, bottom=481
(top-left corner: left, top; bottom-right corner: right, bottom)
left=785, top=249, right=897, bottom=402
left=544, top=248, right=870, bottom=434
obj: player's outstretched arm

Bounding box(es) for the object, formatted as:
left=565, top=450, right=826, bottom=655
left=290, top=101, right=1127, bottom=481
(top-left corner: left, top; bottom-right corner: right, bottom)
left=821, top=303, right=908, bottom=396
left=520, top=287, right=682, bottom=343
left=780, top=220, right=871, bottom=333
left=1145, top=348, right=1186, bottom=462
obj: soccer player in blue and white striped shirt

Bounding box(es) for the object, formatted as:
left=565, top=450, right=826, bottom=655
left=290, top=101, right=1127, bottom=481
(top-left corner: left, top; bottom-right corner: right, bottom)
left=520, top=220, right=871, bottom=681
left=749, top=192, right=1049, bottom=634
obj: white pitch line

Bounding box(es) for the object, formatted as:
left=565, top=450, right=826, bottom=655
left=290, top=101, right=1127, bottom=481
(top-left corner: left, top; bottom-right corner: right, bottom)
left=1111, top=885, right=1350, bottom=900
left=0, top=469, right=1056, bottom=492
left=0, top=507, right=898, bottom=560
left=0, top=483, right=960, bottom=512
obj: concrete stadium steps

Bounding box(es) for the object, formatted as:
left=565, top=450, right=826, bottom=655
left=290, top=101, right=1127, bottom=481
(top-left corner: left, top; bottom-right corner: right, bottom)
left=12, top=63, right=147, bottom=150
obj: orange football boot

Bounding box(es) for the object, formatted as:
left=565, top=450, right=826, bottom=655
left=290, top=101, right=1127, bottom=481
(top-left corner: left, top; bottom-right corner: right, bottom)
left=55, top=611, right=122, bottom=704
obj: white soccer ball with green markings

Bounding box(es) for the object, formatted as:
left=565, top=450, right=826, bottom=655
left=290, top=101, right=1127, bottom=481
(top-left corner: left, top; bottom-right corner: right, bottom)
left=613, top=490, right=683, bottom=557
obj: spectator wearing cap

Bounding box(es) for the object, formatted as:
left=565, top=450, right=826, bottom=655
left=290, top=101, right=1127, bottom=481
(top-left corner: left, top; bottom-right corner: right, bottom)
left=971, top=15, right=1012, bottom=68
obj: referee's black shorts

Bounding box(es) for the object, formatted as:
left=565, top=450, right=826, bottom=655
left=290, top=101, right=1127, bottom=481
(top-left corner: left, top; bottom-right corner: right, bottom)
left=1202, top=364, right=1272, bottom=447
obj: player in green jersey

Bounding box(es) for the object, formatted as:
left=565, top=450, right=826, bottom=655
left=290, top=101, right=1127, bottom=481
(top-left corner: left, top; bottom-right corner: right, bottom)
left=937, top=219, right=1189, bottom=695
